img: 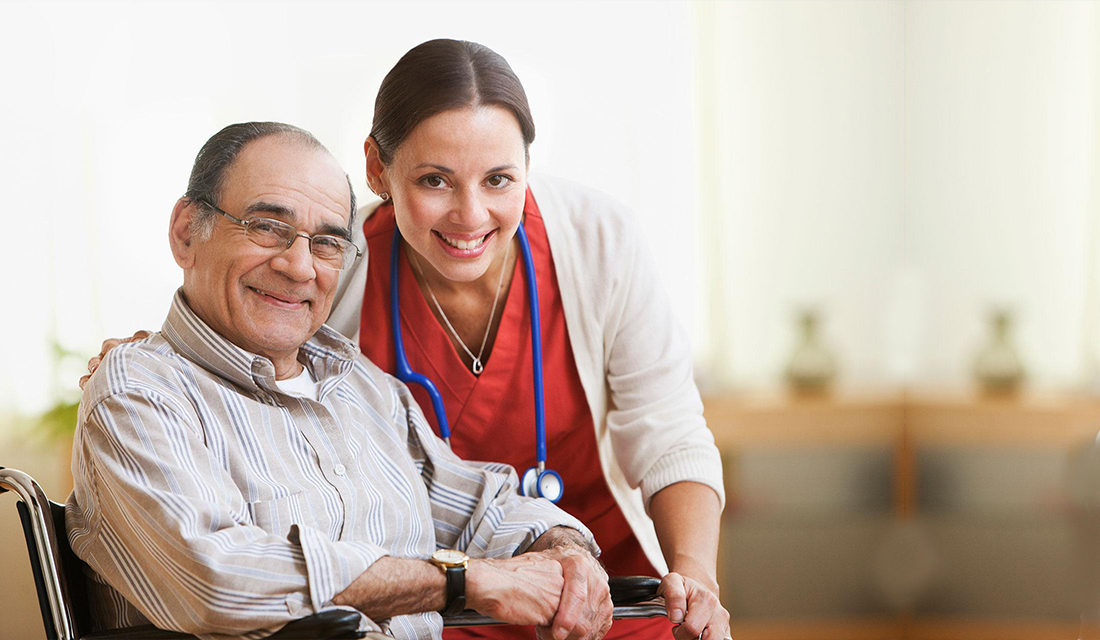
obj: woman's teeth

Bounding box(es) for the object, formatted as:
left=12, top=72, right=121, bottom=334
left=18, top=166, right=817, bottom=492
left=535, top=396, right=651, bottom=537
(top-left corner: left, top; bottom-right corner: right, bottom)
left=439, top=233, right=488, bottom=250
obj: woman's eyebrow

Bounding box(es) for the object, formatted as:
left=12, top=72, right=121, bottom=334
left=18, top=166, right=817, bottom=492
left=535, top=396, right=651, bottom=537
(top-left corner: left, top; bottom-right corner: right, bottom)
left=486, top=164, right=518, bottom=173
left=413, top=163, right=454, bottom=173
left=411, top=163, right=518, bottom=174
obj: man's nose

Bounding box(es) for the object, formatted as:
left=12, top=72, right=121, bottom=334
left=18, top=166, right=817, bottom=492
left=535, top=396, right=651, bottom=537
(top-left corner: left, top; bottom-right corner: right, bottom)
left=270, top=234, right=317, bottom=281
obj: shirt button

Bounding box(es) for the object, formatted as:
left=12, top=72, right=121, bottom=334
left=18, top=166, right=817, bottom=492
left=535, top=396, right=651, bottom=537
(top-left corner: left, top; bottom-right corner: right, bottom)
left=334, top=464, right=346, bottom=476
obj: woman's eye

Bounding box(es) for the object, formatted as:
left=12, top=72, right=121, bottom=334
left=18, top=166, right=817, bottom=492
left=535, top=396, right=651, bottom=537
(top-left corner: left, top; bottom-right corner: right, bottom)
left=486, top=174, right=512, bottom=188
left=421, top=175, right=446, bottom=188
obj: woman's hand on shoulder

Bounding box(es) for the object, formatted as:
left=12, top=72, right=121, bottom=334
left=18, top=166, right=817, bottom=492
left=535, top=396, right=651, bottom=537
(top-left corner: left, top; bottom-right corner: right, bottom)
left=79, top=330, right=151, bottom=389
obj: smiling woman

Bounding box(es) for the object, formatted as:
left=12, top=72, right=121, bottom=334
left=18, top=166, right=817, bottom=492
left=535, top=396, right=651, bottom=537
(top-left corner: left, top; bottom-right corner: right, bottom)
left=372, top=104, right=529, bottom=353
left=379, top=105, right=526, bottom=285
left=325, top=38, right=729, bottom=640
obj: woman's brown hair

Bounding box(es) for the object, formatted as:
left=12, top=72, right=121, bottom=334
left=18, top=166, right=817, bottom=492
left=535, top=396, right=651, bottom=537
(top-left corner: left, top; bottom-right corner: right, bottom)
left=370, top=39, right=536, bottom=165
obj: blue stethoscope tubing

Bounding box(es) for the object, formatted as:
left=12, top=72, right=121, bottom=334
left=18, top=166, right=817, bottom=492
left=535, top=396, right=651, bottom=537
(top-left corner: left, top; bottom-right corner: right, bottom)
left=389, top=223, right=564, bottom=502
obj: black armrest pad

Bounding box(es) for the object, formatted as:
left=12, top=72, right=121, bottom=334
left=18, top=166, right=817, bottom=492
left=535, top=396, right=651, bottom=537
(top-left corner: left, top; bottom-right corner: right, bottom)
left=81, top=610, right=366, bottom=640
left=444, top=576, right=666, bottom=627
left=266, top=610, right=365, bottom=640
left=609, top=576, right=661, bottom=605
left=82, top=624, right=195, bottom=640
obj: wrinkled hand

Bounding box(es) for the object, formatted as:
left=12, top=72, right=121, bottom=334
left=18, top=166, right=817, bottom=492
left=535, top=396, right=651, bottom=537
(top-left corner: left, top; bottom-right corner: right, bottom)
left=658, top=572, right=731, bottom=640
left=79, top=331, right=151, bottom=389
left=534, top=544, right=612, bottom=640
left=466, top=554, right=564, bottom=626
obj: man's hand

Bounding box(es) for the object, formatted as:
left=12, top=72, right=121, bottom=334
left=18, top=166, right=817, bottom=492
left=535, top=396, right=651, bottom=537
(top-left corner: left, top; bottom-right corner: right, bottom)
left=658, top=572, right=731, bottom=640
left=465, top=554, right=565, bottom=626
left=533, top=543, right=612, bottom=640
left=79, top=330, right=151, bottom=389
left=524, top=527, right=611, bottom=640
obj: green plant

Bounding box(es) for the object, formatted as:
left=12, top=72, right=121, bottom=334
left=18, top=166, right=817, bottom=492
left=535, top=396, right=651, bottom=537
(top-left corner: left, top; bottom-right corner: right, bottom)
left=35, top=340, right=85, bottom=442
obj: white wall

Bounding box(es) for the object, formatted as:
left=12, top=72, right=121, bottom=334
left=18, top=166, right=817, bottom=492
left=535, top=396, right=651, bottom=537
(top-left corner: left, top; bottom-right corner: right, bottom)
left=698, top=1, right=907, bottom=389
left=906, top=1, right=1098, bottom=390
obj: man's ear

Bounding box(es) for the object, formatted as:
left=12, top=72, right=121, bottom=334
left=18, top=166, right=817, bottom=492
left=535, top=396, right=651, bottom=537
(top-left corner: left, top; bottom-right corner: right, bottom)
left=169, top=197, right=198, bottom=269
left=364, top=137, right=389, bottom=197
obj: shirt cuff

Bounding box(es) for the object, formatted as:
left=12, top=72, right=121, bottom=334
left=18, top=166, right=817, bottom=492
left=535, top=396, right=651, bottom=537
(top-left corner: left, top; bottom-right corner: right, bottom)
left=527, top=506, right=601, bottom=558
left=478, top=497, right=600, bottom=560
left=639, top=446, right=726, bottom=514
left=289, top=524, right=389, bottom=616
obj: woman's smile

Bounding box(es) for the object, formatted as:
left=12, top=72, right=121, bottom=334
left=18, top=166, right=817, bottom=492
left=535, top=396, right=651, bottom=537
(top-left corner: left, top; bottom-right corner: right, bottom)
left=434, top=229, right=498, bottom=257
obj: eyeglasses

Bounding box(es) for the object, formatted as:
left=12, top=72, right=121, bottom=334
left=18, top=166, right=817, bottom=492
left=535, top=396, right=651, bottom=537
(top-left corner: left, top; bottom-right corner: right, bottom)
left=199, top=200, right=362, bottom=271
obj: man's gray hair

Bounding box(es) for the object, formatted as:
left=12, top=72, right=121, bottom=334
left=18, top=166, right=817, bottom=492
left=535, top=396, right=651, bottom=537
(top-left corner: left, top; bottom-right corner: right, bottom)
left=184, top=122, right=357, bottom=240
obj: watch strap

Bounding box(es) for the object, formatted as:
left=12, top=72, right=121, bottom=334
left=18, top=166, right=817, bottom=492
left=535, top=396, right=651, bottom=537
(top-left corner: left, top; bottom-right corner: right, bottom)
left=441, top=565, right=466, bottom=616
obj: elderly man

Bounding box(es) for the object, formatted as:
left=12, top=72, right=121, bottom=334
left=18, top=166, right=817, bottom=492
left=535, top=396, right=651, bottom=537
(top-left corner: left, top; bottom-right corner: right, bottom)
left=67, top=122, right=612, bottom=640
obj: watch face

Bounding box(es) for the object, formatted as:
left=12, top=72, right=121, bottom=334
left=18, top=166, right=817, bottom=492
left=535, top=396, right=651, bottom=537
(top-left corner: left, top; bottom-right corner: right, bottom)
left=433, top=549, right=468, bottom=565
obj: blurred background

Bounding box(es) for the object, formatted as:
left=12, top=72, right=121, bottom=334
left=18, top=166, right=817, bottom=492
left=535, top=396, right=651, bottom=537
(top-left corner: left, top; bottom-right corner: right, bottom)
left=3, top=0, right=1100, bottom=638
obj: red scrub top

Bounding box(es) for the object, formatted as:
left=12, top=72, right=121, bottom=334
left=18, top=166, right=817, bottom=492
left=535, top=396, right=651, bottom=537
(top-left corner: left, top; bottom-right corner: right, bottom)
left=358, top=190, right=672, bottom=639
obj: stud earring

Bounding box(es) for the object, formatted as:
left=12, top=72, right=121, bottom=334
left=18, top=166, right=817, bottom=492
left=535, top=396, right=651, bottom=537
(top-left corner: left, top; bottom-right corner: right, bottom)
left=379, top=192, right=390, bottom=201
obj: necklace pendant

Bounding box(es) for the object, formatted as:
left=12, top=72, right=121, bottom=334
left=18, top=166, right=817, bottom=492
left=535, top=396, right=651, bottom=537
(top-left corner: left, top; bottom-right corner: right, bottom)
left=471, top=358, right=484, bottom=375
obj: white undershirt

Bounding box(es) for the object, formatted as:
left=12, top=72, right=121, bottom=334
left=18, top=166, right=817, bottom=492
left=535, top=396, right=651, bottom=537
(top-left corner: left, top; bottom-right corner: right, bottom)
left=273, top=365, right=318, bottom=401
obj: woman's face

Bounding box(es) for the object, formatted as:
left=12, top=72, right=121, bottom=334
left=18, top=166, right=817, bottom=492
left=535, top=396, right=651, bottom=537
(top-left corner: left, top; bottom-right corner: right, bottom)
left=372, top=105, right=528, bottom=284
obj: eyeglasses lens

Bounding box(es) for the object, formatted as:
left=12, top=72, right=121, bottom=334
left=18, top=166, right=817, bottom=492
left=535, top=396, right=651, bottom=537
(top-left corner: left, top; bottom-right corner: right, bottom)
left=244, top=218, right=352, bottom=270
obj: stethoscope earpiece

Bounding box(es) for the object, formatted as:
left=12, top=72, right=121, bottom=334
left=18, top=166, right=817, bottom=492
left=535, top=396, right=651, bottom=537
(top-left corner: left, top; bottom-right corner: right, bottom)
left=392, top=224, right=564, bottom=502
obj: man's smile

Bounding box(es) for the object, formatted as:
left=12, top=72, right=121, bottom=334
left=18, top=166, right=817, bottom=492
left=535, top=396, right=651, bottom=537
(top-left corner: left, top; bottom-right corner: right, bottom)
left=247, top=285, right=310, bottom=309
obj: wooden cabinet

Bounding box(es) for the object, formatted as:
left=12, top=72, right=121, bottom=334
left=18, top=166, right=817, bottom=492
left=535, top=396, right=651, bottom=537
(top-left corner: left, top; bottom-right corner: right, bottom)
left=705, top=391, right=1100, bottom=640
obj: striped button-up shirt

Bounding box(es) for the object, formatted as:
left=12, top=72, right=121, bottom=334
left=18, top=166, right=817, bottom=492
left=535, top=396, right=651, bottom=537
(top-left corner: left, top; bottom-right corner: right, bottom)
left=66, top=291, right=593, bottom=640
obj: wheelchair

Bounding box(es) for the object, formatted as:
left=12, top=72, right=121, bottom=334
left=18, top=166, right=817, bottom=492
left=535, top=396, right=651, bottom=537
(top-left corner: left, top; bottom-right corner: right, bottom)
left=1, top=466, right=666, bottom=640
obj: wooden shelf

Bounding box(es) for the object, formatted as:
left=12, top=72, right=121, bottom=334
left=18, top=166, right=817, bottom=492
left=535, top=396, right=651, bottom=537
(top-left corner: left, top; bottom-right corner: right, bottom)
left=705, top=389, right=1099, bottom=639
left=705, top=390, right=1100, bottom=448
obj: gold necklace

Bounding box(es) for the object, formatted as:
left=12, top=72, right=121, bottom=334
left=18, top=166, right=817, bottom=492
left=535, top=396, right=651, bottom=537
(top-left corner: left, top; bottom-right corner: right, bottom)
left=408, top=242, right=512, bottom=375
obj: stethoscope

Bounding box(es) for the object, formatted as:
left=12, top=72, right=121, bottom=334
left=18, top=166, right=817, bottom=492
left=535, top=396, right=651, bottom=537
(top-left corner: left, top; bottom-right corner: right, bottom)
left=390, top=223, right=564, bottom=503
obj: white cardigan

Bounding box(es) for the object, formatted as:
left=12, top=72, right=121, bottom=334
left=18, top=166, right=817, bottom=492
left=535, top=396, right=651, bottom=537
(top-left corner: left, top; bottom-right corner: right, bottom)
left=328, top=173, right=724, bottom=573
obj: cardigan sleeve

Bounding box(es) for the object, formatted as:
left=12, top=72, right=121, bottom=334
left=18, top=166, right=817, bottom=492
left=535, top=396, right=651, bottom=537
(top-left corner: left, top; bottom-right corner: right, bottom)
left=598, top=201, right=726, bottom=512
left=327, top=202, right=380, bottom=343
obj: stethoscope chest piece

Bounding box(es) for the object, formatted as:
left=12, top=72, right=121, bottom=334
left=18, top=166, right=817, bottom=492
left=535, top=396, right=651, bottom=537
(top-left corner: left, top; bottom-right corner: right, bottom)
left=522, top=465, right=564, bottom=503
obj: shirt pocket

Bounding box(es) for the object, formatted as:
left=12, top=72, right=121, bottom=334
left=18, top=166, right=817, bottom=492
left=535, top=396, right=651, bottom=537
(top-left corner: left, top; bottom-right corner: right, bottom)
left=246, top=492, right=305, bottom=536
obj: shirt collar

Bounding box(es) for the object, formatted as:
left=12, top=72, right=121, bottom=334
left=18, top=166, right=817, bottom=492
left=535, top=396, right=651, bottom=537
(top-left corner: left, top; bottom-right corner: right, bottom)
left=161, top=289, right=360, bottom=394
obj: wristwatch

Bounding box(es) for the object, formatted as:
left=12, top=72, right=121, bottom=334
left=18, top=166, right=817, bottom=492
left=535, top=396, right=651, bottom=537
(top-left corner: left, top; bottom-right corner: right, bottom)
left=429, top=549, right=469, bottom=616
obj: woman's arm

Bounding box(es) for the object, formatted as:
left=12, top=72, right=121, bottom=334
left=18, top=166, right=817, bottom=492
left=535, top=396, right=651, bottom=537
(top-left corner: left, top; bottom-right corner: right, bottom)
left=585, top=189, right=728, bottom=638
left=650, top=481, right=722, bottom=593
left=651, top=482, right=730, bottom=640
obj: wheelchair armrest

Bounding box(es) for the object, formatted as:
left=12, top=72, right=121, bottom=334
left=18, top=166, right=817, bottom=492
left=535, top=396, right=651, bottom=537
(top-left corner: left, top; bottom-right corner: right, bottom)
left=82, top=625, right=194, bottom=640
left=609, top=576, right=661, bottom=605
left=80, top=610, right=366, bottom=640
left=443, top=575, right=665, bottom=627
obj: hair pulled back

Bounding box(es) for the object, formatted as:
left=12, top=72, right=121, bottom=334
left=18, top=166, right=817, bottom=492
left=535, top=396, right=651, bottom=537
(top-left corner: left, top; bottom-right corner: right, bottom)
left=370, top=39, right=535, bottom=165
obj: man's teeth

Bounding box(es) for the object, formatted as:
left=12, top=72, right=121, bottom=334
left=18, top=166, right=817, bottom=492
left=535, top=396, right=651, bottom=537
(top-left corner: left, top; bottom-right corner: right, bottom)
left=439, top=233, right=488, bottom=250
